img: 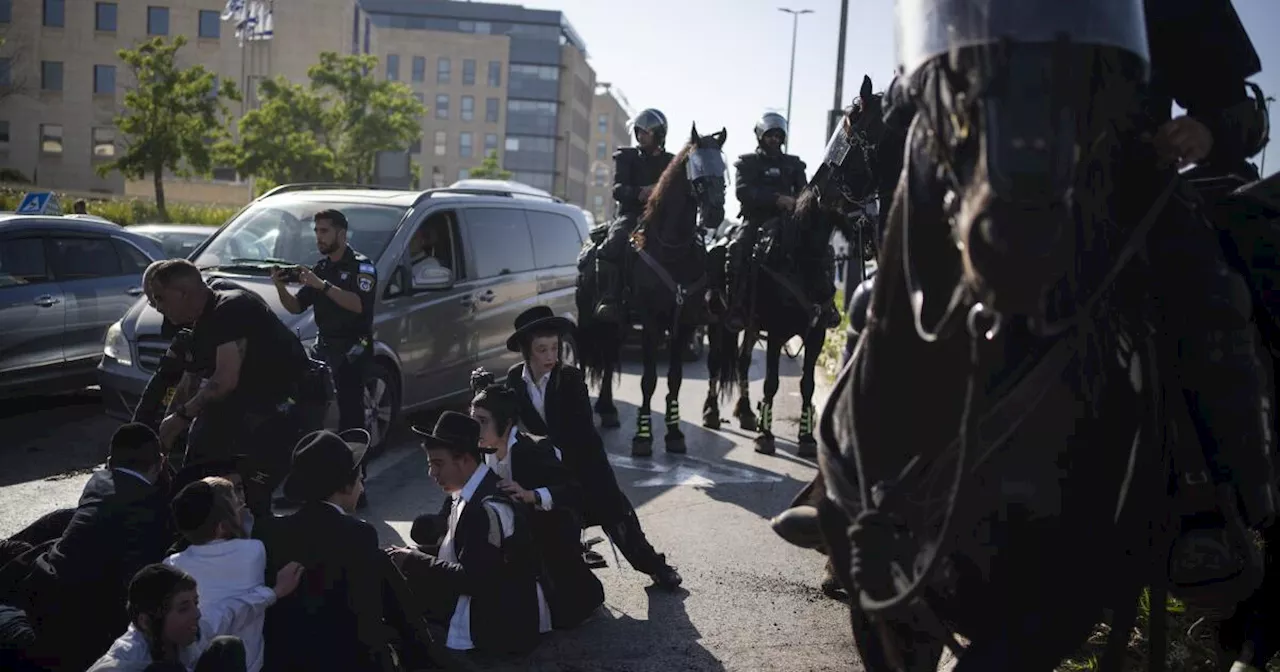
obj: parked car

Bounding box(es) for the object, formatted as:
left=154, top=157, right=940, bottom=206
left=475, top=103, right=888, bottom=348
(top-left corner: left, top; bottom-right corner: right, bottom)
left=0, top=215, right=164, bottom=398
left=98, top=182, right=589, bottom=449
left=127, top=223, right=217, bottom=259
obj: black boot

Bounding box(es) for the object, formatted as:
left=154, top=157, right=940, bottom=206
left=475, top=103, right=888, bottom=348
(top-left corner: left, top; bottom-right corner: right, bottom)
left=595, top=259, right=623, bottom=323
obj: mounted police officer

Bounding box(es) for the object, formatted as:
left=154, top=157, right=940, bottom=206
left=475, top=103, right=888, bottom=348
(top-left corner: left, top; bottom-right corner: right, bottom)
left=594, top=108, right=674, bottom=323
left=727, top=113, right=831, bottom=331
left=273, top=209, right=378, bottom=504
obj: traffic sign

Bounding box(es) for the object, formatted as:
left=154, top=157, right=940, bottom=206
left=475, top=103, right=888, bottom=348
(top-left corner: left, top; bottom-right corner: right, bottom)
left=16, top=192, right=61, bottom=215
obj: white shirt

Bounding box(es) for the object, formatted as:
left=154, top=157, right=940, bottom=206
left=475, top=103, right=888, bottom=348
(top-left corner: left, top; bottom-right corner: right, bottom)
left=485, top=429, right=554, bottom=512
left=164, top=539, right=272, bottom=672
left=522, top=365, right=551, bottom=423
left=441, top=465, right=552, bottom=651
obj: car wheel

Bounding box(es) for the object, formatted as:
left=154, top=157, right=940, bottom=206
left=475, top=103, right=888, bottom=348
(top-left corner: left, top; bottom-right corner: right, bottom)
left=364, top=359, right=401, bottom=453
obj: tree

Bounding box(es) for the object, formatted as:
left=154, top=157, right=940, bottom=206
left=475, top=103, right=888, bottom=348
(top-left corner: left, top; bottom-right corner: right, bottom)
left=98, top=36, right=239, bottom=218
left=225, top=52, right=425, bottom=188
left=466, top=150, right=512, bottom=180
left=0, top=30, right=34, bottom=104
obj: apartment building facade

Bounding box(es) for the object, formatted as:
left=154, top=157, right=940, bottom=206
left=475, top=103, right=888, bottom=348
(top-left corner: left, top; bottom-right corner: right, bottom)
left=585, top=83, right=632, bottom=223
left=1, top=0, right=610, bottom=208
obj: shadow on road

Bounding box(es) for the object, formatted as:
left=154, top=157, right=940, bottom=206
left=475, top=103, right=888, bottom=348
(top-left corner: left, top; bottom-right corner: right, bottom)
left=0, top=391, right=118, bottom=487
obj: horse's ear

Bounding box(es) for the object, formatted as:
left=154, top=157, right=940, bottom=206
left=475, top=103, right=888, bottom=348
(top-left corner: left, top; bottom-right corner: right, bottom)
left=690, top=122, right=700, bottom=144
left=860, top=74, right=874, bottom=101
left=712, top=128, right=727, bottom=147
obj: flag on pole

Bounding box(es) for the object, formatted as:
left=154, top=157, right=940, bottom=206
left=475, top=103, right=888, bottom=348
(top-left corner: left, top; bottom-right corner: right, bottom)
left=225, top=0, right=273, bottom=44
left=221, top=0, right=245, bottom=22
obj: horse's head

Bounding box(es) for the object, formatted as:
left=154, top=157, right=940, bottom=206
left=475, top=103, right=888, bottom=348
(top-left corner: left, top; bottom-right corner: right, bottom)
left=809, top=75, right=887, bottom=218
left=643, top=123, right=728, bottom=238
left=900, top=0, right=1151, bottom=319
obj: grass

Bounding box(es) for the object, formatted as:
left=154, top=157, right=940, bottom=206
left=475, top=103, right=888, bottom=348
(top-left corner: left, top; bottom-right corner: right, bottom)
left=0, top=188, right=239, bottom=227
left=817, top=288, right=851, bottom=383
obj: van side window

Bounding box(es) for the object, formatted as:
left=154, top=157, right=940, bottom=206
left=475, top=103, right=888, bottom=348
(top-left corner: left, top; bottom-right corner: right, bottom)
left=408, top=210, right=465, bottom=279
left=526, top=210, right=584, bottom=269
left=466, top=208, right=534, bottom=278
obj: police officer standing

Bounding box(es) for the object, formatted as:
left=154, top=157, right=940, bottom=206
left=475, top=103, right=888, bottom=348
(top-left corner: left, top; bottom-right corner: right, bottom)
left=727, top=112, right=819, bottom=330
left=594, top=108, right=674, bottom=323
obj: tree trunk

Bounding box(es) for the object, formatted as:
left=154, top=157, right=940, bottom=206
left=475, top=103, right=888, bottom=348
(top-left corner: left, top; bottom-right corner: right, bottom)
left=153, top=169, right=168, bottom=220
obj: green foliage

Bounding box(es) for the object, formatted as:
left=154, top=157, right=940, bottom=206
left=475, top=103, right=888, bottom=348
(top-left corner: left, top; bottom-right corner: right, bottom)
left=224, top=52, right=425, bottom=188
left=466, top=151, right=513, bottom=180
left=0, top=189, right=236, bottom=227
left=97, top=36, right=240, bottom=218
left=818, top=288, right=851, bottom=381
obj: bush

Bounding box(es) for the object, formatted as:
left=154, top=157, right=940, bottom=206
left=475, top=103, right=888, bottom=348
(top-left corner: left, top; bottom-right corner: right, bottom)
left=818, top=288, right=850, bottom=381
left=0, top=188, right=238, bottom=227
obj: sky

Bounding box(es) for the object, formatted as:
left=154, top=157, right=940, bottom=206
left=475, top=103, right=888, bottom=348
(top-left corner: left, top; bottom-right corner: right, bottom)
left=513, top=0, right=1280, bottom=185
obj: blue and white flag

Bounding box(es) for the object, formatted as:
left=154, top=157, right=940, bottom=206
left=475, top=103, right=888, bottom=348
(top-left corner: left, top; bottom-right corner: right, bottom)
left=221, top=0, right=245, bottom=22
left=232, top=0, right=273, bottom=44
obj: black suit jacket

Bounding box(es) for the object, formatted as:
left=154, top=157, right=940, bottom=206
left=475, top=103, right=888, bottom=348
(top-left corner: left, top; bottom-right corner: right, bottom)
left=402, top=468, right=542, bottom=655
left=263, top=502, right=395, bottom=672
left=17, top=469, right=173, bottom=672
left=506, top=363, right=631, bottom=525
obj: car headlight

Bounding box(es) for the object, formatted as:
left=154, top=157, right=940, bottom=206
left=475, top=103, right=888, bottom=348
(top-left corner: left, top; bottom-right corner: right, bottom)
left=103, top=321, right=132, bottom=366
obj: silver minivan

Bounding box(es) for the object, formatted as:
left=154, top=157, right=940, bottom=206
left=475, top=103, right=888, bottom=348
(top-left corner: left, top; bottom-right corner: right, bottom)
left=98, top=182, right=589, bottom=448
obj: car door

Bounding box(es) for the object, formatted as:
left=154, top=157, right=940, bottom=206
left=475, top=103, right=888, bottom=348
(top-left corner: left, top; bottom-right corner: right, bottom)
left=384, top=208, right=477, bottom=408
left=0, top=234, right=66, bottom=387
left=457, top=205, right=538, bottom=374
left=527, top=208, right=587, bottom=324
left=46, top=234, right=145, bottom=366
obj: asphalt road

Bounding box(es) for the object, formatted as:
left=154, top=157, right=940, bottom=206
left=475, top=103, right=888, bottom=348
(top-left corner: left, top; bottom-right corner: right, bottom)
left=0, top=342, right=864, bottom=671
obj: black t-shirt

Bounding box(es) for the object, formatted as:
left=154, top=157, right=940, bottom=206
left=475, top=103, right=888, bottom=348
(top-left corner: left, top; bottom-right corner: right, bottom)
left=186, top=288, right=308, bottom=409
left=296, top=245, right=377, bottom=340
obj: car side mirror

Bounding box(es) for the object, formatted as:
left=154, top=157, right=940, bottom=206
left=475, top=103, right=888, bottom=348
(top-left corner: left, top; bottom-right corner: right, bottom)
left=411, top=264, right=455, bottom=291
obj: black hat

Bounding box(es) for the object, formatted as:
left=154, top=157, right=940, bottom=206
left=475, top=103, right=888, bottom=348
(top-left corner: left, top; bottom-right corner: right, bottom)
left=171, top=480, right=218, bottom=535
left=411, top=411, right=481, bottom=455
left=172, top=455, right=248, bottom=495
left=280, top=429, right=370, bottom=502
left=506, top=305, right=575, bottom=352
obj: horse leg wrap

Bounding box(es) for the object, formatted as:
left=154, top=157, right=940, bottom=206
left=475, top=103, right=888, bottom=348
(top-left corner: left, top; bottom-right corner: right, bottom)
left=636, top=413, right=652, bottom=439
left=797, top=403, right=818, bottom=458
left=758, top=400, right=774, bottom=435
left=665, top=397, right=680, bottom=427
left=800, top=404, right=815, bottom=437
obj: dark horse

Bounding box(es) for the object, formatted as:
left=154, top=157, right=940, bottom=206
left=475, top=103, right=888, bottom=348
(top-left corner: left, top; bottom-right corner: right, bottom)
left=583, top=124, right=727, bottom=456
left=777, top=4, right=1279, bottom=672
left=704, top=76, right=882, bottom=459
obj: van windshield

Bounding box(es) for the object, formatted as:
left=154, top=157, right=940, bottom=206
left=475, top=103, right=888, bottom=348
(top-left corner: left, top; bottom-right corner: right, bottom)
left=193, top=197, right=408, bottom=271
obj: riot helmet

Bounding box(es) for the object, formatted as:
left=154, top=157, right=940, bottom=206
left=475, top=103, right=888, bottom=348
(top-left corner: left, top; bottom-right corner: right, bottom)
left=631, top=108, right=668, bottom=149
left=893, top=0, right=1151, bottom=81
left=754, top=112, right=788, bottom=144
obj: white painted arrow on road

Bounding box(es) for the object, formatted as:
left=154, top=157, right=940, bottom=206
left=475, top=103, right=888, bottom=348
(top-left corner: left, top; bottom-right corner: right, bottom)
left=608, top=453, right=785, bottom=487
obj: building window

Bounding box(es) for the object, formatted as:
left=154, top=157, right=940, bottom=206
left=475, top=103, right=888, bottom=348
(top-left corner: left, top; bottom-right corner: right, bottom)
left=0, top=58, right=11, bottom=87
left=433, top=130, right=447, bottom=156
left=41, top=61, right=63, bottom=91
left=484, top=133, right=498, bottom=154
left=147, top=6, right=169, bottom=36
left=593, top=165, right=608, bottom=187
left=198, top=10, right=220, bottom=39
left=459, top=132, right=473, bottom=159
left=0, top=121, right=10, bottom=148
left=92, top=127, right=115, bottom=158
left=458, top=168, right=470, bottom=181
left=40, top=124, right=63, bottom=154
left=386, top=54, right=399, bottom=81
left=93, top=65, right=116, bottom=94
left=598, top=114, right=608, bottom=135
left=95, top=2, right=117, bottom=31
left=0, top=0, right=10, bottom=23
left=594, top=194, right=604, bottom=208
left=431, top=166, right=444, bottom=188
left=596, top=141, right=607, bottom=160
left=485, top=97, right=499, bottom=123
left=460, top=96, right=474, bottom=122
left=437, top=58, right=451, bottom=84
left=43, top=0, right=64, bottom=27
left=462, top=59, right=476, bottom=86
left=435, top=94, right=449, bottom=120
left=411, top=56, right=425, bottom=83
left=487, top=61, right=501, bottom=87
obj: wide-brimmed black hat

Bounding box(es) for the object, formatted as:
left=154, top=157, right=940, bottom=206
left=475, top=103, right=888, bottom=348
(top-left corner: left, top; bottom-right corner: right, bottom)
left=506, top=305, right=575, bottom=352
left=411, top=411, right=481, bottom=455
left=280, top=429, right=370, bottom=502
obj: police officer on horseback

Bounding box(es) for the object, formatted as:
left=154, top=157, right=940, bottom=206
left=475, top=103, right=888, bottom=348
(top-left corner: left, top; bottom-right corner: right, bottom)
left=727, top=113, right=834, bottom=331
left=594, top=108, right=675, bottom=323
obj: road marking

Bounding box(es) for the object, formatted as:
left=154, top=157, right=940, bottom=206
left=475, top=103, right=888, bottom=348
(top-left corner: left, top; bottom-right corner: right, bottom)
left=608, top=453, right=785, bottom=487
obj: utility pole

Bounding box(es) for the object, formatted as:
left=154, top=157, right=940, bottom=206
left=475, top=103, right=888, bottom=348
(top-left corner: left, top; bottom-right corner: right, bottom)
left=779, top=7, right=813, bottom=152
left=828, top=0, right=849, bottom=138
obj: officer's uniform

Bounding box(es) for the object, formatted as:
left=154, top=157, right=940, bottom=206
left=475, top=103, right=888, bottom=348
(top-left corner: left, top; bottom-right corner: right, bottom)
left=296, top=245, right=378, bottom=432
left=728, top=143, right=809, bottom=328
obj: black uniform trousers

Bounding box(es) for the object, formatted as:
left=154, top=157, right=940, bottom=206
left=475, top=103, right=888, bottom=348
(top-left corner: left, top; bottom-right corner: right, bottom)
left=316, top=337, right=373, bottom=432
left=185, top=397, right=310, bottom=517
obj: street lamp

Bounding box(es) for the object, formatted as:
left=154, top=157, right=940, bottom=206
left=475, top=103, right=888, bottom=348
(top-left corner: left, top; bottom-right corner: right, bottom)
left=779, top=7, right=813, bottom=151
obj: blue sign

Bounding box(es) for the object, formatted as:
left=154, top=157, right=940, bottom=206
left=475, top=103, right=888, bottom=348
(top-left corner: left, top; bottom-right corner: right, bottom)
left=16, top=192, right=61, bottom=215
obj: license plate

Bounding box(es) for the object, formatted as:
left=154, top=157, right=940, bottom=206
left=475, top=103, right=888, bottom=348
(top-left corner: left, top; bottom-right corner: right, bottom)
left=162, top=387, right=176, bottom=406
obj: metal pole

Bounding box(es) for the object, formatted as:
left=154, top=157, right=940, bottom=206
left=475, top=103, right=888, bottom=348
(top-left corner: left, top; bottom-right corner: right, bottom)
left=778, top=8, right=812, bottom=152
left=829, top=0, right=849, bottom=138
left=1263, top=96, right=1275, bottom=176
